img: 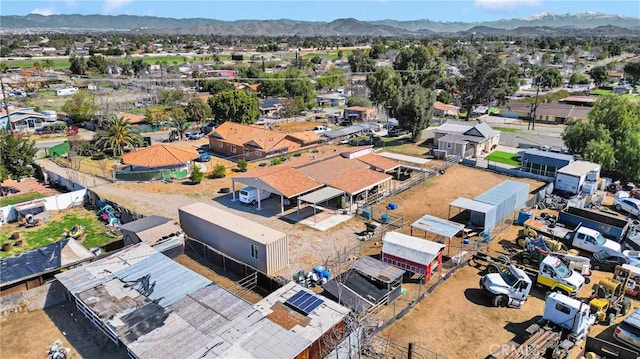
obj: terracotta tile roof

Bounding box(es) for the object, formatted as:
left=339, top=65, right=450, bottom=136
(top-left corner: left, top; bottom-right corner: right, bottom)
left=260, top=167, right=323, bottom=198
left=286, top=131, right=322, bottom=145
left=122, top=144, right=199, bottom=167
left=210, top=122, right=289, bottom=151
left=433, top=101, right=460, bottom=114
left=326, top=168, right=392, bottom=194
left=120, top=113, right=146, bottom=124
left=296, top=156, right=369, bottom=184
left=247, top=84, right=260, bottom=92
left=356, top=153, right=400, bottom=172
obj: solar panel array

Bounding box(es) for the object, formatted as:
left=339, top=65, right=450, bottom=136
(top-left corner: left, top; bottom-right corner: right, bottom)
left=285, top=290, right=324, bottom=316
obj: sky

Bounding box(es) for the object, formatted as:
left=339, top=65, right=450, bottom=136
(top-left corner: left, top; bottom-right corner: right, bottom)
left=1, top=0, right=639, bottom=22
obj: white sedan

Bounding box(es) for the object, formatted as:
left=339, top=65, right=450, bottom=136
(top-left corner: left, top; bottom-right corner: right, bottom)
left=614, top=197, right=640, bottom=217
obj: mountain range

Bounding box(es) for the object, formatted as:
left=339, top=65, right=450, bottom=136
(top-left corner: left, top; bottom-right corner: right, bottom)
left=1, top=12, right=639, bottom=36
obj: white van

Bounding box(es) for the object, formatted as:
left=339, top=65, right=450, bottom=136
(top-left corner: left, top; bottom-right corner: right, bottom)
left=239, top=187, right=272, bottom=204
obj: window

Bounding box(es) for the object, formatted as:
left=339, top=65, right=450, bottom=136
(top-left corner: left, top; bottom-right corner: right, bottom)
left=244, top=148, right=250, bottom=155
left=250, top=244, right=259, bottom=260
left=555, top=302, right=571, bottom=315
left=446, top=142, right=452, bottom=149
left=218, top=141, right=223, bottom=148
left=231, top=145, right=237, bottom=153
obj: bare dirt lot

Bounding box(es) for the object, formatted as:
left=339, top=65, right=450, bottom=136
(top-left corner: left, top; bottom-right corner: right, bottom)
left=1, top=302, right=127, bottom=359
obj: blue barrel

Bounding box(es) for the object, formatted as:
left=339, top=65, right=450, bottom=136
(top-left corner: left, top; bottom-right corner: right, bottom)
left=387, top=202, right=398, bottom=210
left=517, top=209, right=533, bottom=225
left=381, top=213, right=391, bottom=223
left=323, top=269, right=331, bottom=280
left=362, top=210, right=372, bottom=219
left=313, top=265, right=326, bottom=276
left=462, top=238, right=471, bottom=245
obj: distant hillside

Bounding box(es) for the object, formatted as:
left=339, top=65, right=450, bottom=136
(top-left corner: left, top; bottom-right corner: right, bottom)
left=1, top=12, right=638, bottom=36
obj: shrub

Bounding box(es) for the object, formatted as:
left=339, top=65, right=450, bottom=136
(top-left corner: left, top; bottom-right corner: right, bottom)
left=237, top=158, right=248, bottom=172
left=91, top=152, right=107, bottom=160
left=271, top=158, right=282, bottom=166
left=211, top=163, right=226, bottom=178
left=190, top=165, right=204, bottom=184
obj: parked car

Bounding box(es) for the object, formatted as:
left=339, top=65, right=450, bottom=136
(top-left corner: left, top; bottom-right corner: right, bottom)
left=35, top=123, right=65, bottom=134
left=614, top=197, right=640, bottom=217
left=614, top=307, right=640, bottom=350
left=631, top=189, right=640, bottom=200
left=186, top=131, right=205, bottom=140
left=591, top=250, right=640, bottom=272
left=197, top=152, right=211, bottom=162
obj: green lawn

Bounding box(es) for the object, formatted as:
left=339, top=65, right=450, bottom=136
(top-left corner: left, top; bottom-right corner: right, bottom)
left=0, top=192, right=45, bottom=207
left=492, top=127, right=522, bottom=133
left=0, top=209, right=120, bottom=257
left=485, top=151, right=521, bottom=167
left=591, top=89, right=612, bottom=95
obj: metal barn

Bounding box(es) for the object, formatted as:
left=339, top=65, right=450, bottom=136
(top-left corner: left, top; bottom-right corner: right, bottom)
left=474, top=180, right=530, bottom=228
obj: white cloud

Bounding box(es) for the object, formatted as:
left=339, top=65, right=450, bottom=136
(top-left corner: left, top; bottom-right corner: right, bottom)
left=102, top=0, right=134, bottom=14
left=474, top=0, right=541, bottom=11
left=30, top=7, right=56, bottom=16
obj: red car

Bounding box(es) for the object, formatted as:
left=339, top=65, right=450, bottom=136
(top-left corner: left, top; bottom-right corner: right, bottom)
left=631, top=189, right=640, bottom=200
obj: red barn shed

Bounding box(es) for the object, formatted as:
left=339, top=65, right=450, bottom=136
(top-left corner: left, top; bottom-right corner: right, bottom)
left=381, top=231, right=446, bottom=283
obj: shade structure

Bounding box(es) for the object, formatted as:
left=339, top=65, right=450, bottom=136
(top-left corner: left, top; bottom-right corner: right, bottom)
left=449, top=197, right=497, bottom=230
left=474, top=180, right=530, bottom=227
left=122, top=144, right=198, bottom=168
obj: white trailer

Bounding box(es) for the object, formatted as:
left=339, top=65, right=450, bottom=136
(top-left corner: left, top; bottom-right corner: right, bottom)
left=55, top=87, right=79, bottom=97
left=554, top=161, right=601, bottom=195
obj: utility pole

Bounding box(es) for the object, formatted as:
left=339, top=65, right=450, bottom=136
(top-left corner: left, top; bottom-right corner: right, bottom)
left=528, top=73, right=541, bottom=131
left=0, top=75, right=12, bottom=130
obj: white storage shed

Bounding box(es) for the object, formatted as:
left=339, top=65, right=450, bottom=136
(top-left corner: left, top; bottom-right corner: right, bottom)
left=555, top=161, right=601, bottom=195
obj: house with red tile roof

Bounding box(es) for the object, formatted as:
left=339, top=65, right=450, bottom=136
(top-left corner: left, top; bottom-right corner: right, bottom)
left=433, top=101, right=460, bottom=118
left=208, top=122, right=305, bottom=160
left=122, top=144, right=198, bottom=171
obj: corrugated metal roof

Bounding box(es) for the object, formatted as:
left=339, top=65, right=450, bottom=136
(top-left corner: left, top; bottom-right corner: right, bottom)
left=179, top=202, right=286, bottom=245
left=450, top=197, right=496, bottom=214
left=376, top=152, right=431, bottom=165
left=350, top=256, right=405, bottom=283
left=523, top=148, right=574, bottom=162
left=557, top=160, right=601, bottom=177
left=119, top=215, right=172, bottom=233
left=56, top=242, right=158, bottom=295
left=298, top=186, right=344, bottom=204
left=410, top=214, right=465, bottom=238
left=382, top=232, right=445, bottom=266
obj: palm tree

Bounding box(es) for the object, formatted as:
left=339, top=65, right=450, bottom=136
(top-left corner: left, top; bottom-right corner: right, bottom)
left=94, top=116, right=144, bottom=157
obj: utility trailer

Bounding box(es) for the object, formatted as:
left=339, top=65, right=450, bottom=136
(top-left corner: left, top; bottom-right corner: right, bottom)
left=583, top=336, right=640, bottom=359
left=559, top=206, right=631, bottom=242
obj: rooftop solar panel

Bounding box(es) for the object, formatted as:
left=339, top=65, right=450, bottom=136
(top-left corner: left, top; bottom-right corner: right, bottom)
left=285, top=290, right=324, bottom=316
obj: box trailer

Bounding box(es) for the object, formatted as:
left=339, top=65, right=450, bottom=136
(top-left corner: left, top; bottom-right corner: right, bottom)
left=179, top=202, right=288, bottom=275
left=555, top=161, right=601, bottom=195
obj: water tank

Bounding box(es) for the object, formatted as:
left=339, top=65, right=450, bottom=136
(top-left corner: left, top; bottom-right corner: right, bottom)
left=313, top=265, right=326, bottom=276
left=362, top=209, right=372, bottom=219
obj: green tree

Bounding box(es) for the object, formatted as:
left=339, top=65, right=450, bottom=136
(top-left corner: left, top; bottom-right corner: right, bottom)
left=562, top=95, right=640, bottom=180
left=86, top=55, right=108, bottom=74
left=43, top=59, right=55, bottom=71
left=61, top=91, right=99, bottom=124
left=0, top=131, right=37, bottom=180
left=310, top=56, right=322, bottom=65
left=393, top=45, right=443, bottom=87
left=211, top=163, right=226, bottom=178
left=459, top=53, right=519, bottom=120
left=569, top=73, right=588, bottom=85
left=282, top=97, right=308, bottom=117
left=145, top=106, right=169, bottom=126
left=69, top=55, right=86, bottom=75
left=202, top=79, right=235, bottom=93
left=170, top=107, right=189, bottom=141
left=94, top=116, right=144, bottom=156
left=157, top=89, right=185, bottom=106
left=346, top=96, right=372, bottom=108
left=348, top=49, right=375, bottom=73
left=623, top=62, right=640, bottom=86
left=437, top=91, right=453, bottom=104
left=589, top=66, right=609, bottom=87
left=284, top=69, right=315, bottom=102
left=260, top=73, right=287, bottom=97
left=535, top=67, right=563, bottom=90
left=393, top=84, right=435, bottom=141
left=131, top=58, right=148, bottom=77
left=366, top=66, right=401, bottom=108
left=190, top=165, right=204, bottom=184
left=316, top=69, right=347, bottom=91
left=185, top=97, right=211, bottom=124
left=207, top=90, right=260, bottom=124
left=237, top=158, right=248, bottom=172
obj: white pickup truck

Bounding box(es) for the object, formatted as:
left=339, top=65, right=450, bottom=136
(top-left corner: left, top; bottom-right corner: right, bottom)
left=562, top=226, right=622, bottom=255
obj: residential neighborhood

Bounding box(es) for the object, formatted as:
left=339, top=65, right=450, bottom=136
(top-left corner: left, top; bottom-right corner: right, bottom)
left=1, top=3, right=640, bottom=359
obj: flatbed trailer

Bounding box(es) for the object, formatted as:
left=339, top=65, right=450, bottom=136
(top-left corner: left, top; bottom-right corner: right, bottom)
left=523, top=219, right=573, bottom=242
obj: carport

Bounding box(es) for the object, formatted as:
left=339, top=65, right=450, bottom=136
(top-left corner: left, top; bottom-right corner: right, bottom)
left=297, top=186, right=345, bottom=224
left=448, top=197, right=497, bottom=231
left=231, top=167, right=323, bottom=215
left=410, top=214, right=465, bottom=256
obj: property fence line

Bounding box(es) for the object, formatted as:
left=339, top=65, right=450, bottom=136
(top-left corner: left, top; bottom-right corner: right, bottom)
left=0, top=188, right=87, bottom=224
